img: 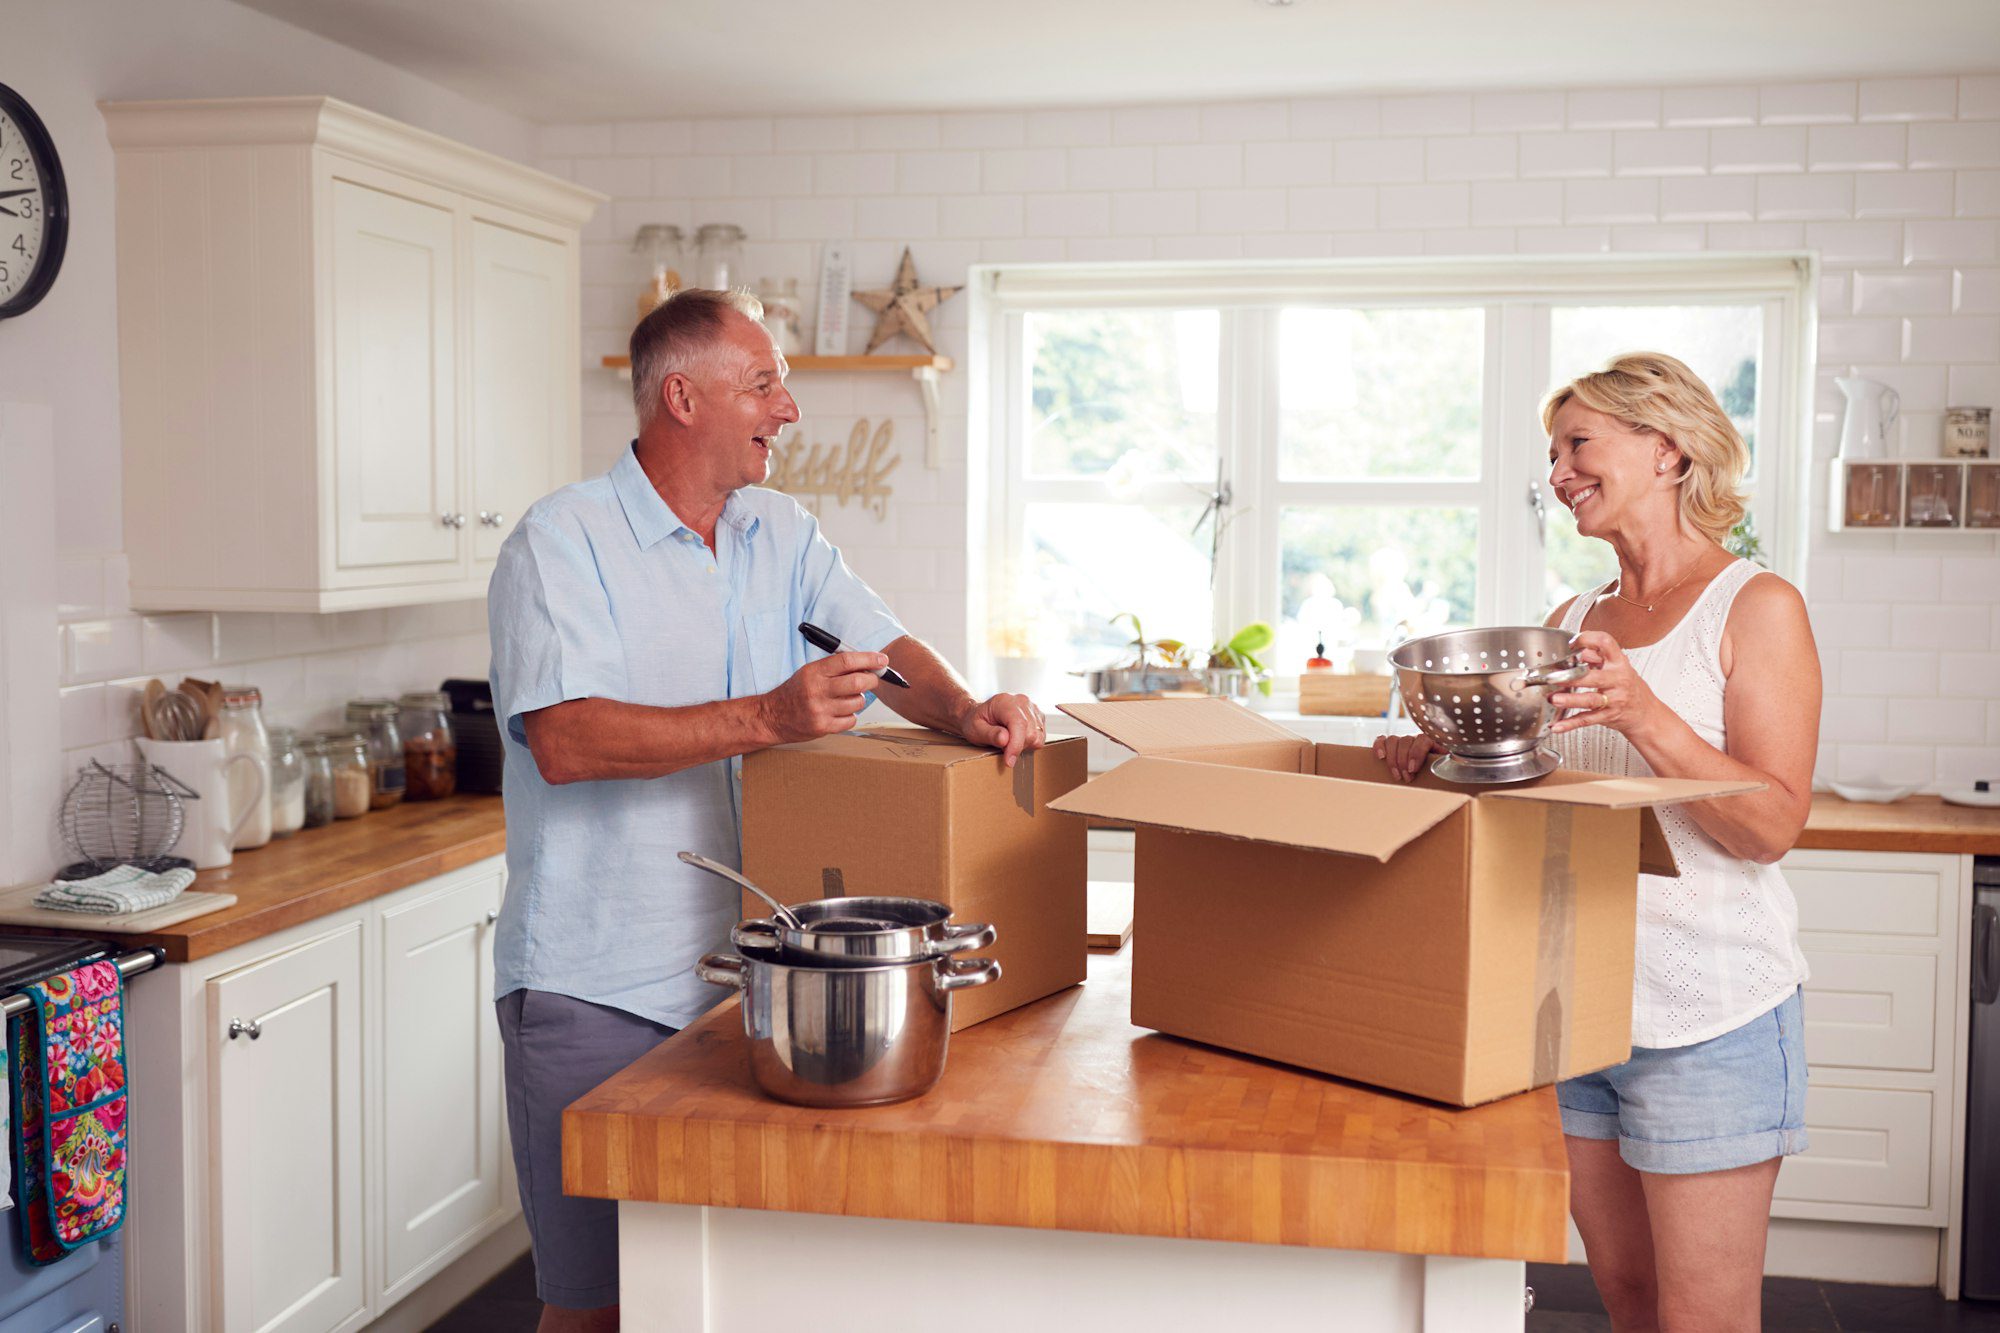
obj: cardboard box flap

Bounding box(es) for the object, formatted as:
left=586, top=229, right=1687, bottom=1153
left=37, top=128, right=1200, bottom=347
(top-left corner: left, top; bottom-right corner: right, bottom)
left=1487, top=775, right=1765, bottom=810
left=1058, top=699, right=1302, bottom=755
left=781, top=728, right=993, bottom=765
left=1048, top=756, right=1468, bottom=862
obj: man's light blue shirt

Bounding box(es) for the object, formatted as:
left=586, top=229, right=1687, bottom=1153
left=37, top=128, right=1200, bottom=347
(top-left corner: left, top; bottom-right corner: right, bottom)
left=486, top=444, right=906, bottom=1027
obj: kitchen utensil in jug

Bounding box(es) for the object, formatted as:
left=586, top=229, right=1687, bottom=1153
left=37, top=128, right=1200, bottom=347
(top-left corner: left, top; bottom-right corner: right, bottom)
left=55, top=760, right=198, bottom=879
left=698, top=946, right=1001, bottom=1107
left=733, top=896, right=997, bottom=966
left=677, top=850, right=804, bottom=929
left=136, top=736, right=267, bottom=870
left=1836, top=377, right=1900, bottom=460
left=1390, top=626, right=1588, bottom=784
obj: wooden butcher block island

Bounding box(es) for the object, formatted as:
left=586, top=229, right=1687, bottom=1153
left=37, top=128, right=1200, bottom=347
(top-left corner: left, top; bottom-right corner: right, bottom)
left=566, top=947, right=1566, bottom=1332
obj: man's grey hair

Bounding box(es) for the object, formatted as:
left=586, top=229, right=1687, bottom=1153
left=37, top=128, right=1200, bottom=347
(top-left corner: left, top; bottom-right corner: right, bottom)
left=630, top=287, right=767, bottom=428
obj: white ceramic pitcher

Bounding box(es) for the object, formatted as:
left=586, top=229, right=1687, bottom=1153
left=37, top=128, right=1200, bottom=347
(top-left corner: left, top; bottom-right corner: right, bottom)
left=136, top=736, right=265, bottom=870
left=1836, top=376, right=1900, bottom=459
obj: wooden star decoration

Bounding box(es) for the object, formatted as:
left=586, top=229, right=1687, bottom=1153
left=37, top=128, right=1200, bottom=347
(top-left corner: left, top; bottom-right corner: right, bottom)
left=851, top=247, right=962, bottom=355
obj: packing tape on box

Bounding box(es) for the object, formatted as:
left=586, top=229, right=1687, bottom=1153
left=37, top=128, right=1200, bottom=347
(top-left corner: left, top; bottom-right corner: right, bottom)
left=1532, top=804, right=1579, bottom=1086
left=1012, top=748, right=1036, bottom=816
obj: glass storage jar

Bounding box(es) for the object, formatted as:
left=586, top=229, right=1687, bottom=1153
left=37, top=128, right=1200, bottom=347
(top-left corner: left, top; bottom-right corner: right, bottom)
left=695, top=223, right=746, bottom=290
left=344, top=698, right=406, bottom=809
left=219, top=684, right=274, bottom=850
left=633, top=223, right=685, bottom=323
left=319, top=730, right=375, bottom=819
left=398, top=691, right=457, bottom=801
left=302, top=738, right=337, bottom=829
left=267, top=726, right=307, bottom=838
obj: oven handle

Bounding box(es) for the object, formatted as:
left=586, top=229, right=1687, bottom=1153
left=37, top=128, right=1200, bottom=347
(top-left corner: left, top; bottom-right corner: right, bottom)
left=0, top=947, right=165, bottom=1018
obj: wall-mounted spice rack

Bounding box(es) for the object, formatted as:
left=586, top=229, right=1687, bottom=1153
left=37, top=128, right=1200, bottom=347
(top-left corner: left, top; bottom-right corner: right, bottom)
left=1829, top=458, right=2000, bottom=533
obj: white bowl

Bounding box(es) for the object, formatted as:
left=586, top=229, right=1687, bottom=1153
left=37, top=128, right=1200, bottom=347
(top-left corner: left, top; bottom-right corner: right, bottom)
left=1828, top=781, right=1919, bottom=804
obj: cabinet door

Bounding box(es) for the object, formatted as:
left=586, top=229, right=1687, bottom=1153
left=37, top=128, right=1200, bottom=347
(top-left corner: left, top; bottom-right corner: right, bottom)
left=467, top=219, right=573, bottom=568
left=210, top=924, right=367, bottom=1333
left=378, top=867, right=505, bottom=1298
left=328, top=177, right=461, bottom=574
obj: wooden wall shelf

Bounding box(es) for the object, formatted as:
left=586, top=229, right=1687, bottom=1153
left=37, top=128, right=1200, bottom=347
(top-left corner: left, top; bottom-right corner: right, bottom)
left=599, top=354, right=952, bottom=374
left=599, top=354, right=954, bottom=467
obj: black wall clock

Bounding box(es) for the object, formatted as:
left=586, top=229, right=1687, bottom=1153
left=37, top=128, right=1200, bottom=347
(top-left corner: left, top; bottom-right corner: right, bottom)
left=0, top=82, right=68, bottom=320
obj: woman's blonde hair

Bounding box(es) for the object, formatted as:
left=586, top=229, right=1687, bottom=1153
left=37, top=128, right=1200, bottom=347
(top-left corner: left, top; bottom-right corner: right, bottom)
left=1540, top=351, right=1748, bottom=545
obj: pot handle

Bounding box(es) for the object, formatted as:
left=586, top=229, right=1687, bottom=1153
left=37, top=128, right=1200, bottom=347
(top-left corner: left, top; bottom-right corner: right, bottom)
left=730, top=920, right=782, bottom=952
left=1520, top=660, right=1588, bottom=690
left=932, top=921, right=997, bottom=955
left=696, top=953, right=748, bottom=990
left=938, top=956, right=1002, bottom=991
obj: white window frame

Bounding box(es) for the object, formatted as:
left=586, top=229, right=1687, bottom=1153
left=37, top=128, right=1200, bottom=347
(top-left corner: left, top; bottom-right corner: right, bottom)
left=965, top=255, right=1816, bottom=690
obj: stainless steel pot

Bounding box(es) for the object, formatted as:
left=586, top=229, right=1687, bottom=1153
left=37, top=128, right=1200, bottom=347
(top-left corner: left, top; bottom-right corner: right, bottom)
left=730, top=895, right=996, bottom=967
left=697, top=947, right=1001, bottom=1107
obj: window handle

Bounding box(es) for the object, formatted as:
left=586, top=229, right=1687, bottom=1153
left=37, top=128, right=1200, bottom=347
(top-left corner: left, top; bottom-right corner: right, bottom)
left=1527, top=481, right=1547, bottom=546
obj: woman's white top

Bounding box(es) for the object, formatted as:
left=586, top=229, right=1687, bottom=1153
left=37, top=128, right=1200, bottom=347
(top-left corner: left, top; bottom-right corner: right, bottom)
left=1554, top=558, right=1810, bottom=1049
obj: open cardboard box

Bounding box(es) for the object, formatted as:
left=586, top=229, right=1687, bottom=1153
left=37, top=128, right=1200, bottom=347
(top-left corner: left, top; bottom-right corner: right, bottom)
left=1049, top=699, right=1760, bottom=1106
left=741, top=727, right=1088, bottom=1030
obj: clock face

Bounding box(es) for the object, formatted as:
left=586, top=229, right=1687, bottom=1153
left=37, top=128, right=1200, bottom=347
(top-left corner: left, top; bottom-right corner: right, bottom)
left=0, top=84, right=67, bottom=319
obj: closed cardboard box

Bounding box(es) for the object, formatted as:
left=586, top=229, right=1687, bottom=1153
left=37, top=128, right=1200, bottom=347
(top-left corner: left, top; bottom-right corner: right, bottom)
left=741, top=727, right=1087, bottom=1030
left=1050, top=700, right=1758, bottom=1106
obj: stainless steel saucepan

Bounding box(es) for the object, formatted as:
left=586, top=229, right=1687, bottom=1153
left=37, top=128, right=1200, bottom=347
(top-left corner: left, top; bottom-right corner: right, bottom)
left=731, top=896, right=996, bottom=967
left=698, top=946, right=1001, bottom=1107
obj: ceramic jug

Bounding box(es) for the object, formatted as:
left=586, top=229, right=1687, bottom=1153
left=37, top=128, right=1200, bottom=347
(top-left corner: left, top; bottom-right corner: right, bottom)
left=136, top=736, right=265, bottom=870
left=1836, top=377, right=1900, bottom=459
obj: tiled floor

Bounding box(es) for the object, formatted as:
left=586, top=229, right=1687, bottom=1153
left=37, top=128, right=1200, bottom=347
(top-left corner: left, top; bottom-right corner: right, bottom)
left=430, top=1254, right=2000, bottom=1331
left=1528, top=1261, right=2000, bottom=1332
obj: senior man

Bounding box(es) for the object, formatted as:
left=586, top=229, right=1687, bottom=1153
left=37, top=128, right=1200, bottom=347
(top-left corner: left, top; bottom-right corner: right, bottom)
left=486, top=287, right=1044, bottom=1332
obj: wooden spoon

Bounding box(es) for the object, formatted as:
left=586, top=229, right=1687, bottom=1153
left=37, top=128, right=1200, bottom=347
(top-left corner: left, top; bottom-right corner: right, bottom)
left=141, top=679, right=164, bottom=741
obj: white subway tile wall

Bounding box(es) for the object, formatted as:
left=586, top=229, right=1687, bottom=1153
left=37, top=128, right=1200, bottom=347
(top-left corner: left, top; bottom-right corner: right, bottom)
left=542, top=73, right=2000, bottom=791
left=54, top=571, right=491, bottom=785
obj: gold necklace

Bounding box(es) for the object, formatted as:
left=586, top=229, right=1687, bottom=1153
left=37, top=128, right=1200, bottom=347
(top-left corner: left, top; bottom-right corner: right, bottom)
left=1610, top=559, right=1703, bottom=612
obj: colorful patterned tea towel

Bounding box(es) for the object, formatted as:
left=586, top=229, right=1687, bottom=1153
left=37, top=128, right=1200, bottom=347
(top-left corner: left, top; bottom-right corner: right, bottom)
left=36, top=863, right=194, bottom=914
left=9, top=959, right=128, bottom=1263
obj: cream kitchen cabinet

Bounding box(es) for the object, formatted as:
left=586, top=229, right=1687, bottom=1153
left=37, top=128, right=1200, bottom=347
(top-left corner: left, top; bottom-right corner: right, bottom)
left=210, top=923, right=368, bottom=1333
left=1766, top=847, right=1975, bottom=1292
left=376, top=866, right=506, bottom=1305
left=126, top=857, right=519, bottom=1332
left=102, top=97, right=600, bottom=612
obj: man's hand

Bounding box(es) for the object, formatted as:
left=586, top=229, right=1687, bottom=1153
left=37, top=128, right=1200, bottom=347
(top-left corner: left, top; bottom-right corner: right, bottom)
left=759, top=652, right=886, bottom=745
left=957, top=693, right=1046, bottom=768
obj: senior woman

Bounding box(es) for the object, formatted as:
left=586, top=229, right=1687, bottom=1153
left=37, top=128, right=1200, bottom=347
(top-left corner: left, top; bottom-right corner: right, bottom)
left=1375, top=352, right=1821, bottom=1333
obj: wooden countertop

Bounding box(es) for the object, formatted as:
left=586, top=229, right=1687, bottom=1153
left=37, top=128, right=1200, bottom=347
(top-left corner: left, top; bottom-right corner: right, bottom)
left=10, top=794, right=505, bottom=962
left=562, top=947, right=1571, bottom=1263
left=1797, top=793, right=2000, bottom=855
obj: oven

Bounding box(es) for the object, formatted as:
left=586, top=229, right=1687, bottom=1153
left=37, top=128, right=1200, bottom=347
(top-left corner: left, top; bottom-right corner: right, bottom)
left=0, top=935, right=162, bottom=1333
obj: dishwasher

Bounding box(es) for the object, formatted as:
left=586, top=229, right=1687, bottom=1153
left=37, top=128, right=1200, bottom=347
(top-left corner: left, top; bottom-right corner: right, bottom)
left=1966, top=855, right=2000, bottom=1302
left=0, top=934, right=162, bottom=1333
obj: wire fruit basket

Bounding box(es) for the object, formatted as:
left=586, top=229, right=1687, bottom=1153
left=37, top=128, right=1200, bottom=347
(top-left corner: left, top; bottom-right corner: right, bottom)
left=56, top=760, right=199, bottom=880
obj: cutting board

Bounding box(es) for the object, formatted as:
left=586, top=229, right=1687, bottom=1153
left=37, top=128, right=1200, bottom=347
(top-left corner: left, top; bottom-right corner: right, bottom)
left=0, top=882, right=238, bottom=933
left=1087, top=879, right=1134, bottom=953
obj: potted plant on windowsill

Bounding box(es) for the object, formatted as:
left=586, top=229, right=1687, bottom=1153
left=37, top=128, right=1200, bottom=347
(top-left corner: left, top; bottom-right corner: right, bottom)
left=1079, top=613, right=1203, bottom=699
left=1203, top=621, right=1276, bottom=699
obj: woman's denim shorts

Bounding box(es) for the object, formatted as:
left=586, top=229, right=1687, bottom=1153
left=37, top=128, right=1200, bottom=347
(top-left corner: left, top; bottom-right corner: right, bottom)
left=1557, top=988, right=1809, bottom=1175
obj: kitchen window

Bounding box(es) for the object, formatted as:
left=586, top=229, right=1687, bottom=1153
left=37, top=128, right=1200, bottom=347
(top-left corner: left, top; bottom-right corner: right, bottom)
left=972, top=256, right=1812, bottom=690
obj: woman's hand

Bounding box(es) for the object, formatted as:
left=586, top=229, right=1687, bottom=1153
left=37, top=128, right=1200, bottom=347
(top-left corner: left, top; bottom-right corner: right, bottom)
left=1546, top=630, right=1669, bottom=742
left=1371, top=732, right=1441, bottom=783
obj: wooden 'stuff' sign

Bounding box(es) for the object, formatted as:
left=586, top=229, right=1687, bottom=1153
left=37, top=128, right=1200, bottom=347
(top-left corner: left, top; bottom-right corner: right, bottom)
left=763, top=418, right=900, bottom=519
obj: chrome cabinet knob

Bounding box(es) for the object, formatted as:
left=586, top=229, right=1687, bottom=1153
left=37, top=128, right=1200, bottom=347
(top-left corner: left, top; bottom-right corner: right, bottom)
left=228, top=1017, right=262, bottom=1041
left=478, top=510, right=505, bottom=528
left=440, top=512, right=456, bottom=528
left=485, top=909, right=499, bottom=925
left=453, top=512, right=469, bottom=528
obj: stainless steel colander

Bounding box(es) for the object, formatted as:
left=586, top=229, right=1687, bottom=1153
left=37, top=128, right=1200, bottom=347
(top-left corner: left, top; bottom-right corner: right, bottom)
left=1390, top=627, right=1588, bottom=774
